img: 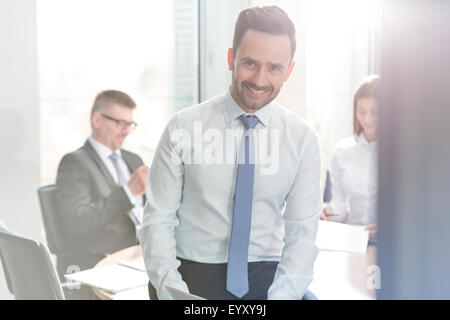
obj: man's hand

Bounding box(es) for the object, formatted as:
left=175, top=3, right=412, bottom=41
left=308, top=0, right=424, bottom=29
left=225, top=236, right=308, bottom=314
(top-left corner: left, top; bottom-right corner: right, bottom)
left=127, top=165, right=149, bottom=196
left=320, top=204, right=333, bottom=221
left=364, top=223, right=378, bottom=242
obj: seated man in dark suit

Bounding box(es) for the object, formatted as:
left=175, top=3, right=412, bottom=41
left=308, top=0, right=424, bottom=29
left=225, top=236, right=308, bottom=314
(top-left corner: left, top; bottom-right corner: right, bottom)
left=55, top=90, right=148, bottom=295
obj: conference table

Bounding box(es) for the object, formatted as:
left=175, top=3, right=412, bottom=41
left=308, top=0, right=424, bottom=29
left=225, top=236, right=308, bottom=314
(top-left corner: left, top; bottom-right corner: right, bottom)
left=93, top=245, right=377, bottom=300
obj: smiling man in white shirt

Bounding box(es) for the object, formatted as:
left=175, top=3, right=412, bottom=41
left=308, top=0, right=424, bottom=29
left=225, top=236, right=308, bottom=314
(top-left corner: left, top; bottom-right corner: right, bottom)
left=55, top=90, right=148, bottom=298
left=139, top=6, right=322, bottom=300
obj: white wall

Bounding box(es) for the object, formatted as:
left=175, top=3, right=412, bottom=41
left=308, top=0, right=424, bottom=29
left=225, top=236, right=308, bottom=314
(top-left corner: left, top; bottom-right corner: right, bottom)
left=0, top=0, right=42, bottom=299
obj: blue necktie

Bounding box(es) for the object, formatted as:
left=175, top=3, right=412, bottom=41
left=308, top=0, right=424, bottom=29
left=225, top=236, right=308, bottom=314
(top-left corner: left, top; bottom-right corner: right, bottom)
left=109, top=152, right=140, bottom=226
left=226, top=115, right=259, bottom=298
left=109, top=152, right=127, bottom=186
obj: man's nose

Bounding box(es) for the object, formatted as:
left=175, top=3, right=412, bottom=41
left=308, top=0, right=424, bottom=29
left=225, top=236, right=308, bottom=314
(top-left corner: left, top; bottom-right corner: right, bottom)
left=121, top=125, right=132, bottom=135
left=251, top=67, right=269, bottom=88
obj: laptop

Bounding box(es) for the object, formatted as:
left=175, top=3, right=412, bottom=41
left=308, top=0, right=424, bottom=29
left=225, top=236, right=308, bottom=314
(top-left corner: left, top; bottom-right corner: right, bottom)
left=166, top=286, right=206, bottom=300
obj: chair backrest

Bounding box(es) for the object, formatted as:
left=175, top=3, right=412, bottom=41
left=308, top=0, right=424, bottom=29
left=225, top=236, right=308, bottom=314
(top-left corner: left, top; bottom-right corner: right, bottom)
left=37, top=185, right=68, bottom=254
left=323, top=170, right=332, bottom=203
left=0, top=221, right=14, bottom=294
left=0, top=226, right=65, bottom=300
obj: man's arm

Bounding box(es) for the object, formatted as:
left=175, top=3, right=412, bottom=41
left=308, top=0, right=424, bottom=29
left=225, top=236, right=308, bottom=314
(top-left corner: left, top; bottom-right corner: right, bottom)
left=268, top=130, right=322, bottom=300
left=55, top=152, right=134, bottom=237
left=138, top=117, right=189, bottom=300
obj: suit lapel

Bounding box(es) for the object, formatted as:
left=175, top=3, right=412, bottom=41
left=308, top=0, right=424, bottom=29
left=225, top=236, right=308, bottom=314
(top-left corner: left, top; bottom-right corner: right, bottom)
left=83, top=140, right=117, bottom=190
left=121, top=150, right=147, bottom=204
left=83, top=140, right=145, bottom=203
left=122, top=151, right=137, bottom=173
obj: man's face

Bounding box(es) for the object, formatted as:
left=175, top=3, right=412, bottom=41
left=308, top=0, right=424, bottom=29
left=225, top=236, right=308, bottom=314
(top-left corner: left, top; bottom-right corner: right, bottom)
left=229, top=29, right=295, bottom=113
left=92, top=103, right=134, bottom=151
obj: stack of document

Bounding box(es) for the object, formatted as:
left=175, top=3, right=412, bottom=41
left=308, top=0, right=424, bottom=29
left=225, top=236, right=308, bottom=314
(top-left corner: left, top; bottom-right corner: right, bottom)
left=315, top=220, right=369, bottom=253
left=65, top=263, right=149, bottom=293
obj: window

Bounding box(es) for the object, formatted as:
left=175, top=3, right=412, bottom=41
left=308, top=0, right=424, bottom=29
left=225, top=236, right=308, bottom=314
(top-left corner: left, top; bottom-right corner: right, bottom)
left=37, top=0, right=198, bottom=185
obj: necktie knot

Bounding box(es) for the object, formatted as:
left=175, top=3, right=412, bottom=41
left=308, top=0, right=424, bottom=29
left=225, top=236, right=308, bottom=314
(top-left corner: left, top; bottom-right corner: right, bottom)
left=109, top=152, right=119, bottom=162
left=240, top=115, right=259, bottom=130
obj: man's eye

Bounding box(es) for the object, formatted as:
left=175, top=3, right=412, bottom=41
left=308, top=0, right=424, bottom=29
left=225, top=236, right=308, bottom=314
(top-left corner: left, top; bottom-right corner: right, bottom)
left=245, top=61, right=256, bottom=67
left=271, top=65, right=281, bottom=72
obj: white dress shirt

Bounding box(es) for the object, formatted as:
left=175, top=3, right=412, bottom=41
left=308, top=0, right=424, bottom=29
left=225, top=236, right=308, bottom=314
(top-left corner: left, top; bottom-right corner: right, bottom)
left=138, top=89, right=322, bottom=300
left=88, top=137, right=144, bottom=229
left=328, top=134, right=378, bottom=225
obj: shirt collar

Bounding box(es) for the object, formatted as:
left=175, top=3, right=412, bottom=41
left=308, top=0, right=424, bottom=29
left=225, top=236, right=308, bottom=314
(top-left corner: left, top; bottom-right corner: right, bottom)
left=88, top=136, right=122, bottom=160
left=223, top=87, right=272, bottom=127
left=356, top=133, right=378, bottom=147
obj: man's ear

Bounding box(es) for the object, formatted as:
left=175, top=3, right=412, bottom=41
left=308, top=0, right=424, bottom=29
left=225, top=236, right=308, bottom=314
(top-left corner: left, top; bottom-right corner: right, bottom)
left=227, top=48, right=234, bottom=71
left=284, top=61, right=296, bottom=82
left=91, top=112, right=101, bottom=129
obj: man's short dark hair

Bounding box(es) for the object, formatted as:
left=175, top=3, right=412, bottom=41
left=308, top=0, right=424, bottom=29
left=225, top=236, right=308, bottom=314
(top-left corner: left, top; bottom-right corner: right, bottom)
left=90, top=90, right=136, bottom=118
left=232, top=6, right=296, bottom=60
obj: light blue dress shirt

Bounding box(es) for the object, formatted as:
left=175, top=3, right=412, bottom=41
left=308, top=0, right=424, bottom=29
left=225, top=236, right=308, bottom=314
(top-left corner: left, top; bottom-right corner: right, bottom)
left=138, top=89, right=322, bottom=300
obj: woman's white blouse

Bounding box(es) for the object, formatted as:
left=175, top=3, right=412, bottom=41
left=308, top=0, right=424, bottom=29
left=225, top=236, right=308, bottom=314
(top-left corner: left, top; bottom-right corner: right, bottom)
left=328, top=134, right=378, bottom=225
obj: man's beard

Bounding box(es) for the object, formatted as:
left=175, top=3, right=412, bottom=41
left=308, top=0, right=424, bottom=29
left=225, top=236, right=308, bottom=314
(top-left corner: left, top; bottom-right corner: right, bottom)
left=231, top=75, right=278, bottom=111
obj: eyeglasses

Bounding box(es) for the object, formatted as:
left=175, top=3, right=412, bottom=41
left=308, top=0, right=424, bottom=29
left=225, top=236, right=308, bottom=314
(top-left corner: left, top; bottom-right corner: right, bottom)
left=101, top=113, right=137, bottom=131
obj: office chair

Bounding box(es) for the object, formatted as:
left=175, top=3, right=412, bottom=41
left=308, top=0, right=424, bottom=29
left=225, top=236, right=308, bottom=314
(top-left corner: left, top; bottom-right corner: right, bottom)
left=37, top=186, right=106, bottom=300
left=37, top=185, right=69, bottom=256
left=0, top=221, right=15, bottom=295
left=0, top=223, right=65, bottom=300
left=37, top=185, right=110, bottom=300
left=37, top=184, right=78, bottom=282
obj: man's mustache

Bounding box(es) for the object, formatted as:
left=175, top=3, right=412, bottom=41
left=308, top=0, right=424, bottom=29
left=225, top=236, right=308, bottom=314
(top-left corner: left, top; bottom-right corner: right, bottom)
left=242, top=81, right=273, bottom=92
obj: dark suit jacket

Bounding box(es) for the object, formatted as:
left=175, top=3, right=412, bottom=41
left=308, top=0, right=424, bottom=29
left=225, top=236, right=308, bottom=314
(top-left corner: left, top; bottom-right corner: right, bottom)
left=55, top=140, right=143, bottom=275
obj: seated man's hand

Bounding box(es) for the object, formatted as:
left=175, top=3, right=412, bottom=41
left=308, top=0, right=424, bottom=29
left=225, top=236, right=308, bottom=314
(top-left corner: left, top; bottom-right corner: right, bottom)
left=127, top=165, right=149, bottom=196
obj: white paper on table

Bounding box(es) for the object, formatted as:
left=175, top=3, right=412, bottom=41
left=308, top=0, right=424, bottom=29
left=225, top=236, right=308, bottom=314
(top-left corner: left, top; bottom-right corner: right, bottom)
left=117, top=258, right=146, bottom=272
left=315, top=220, right=369, bottom=253
left=64, top=264, right=149, bottom=293
left=114, top=285, right=149, bottom=300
